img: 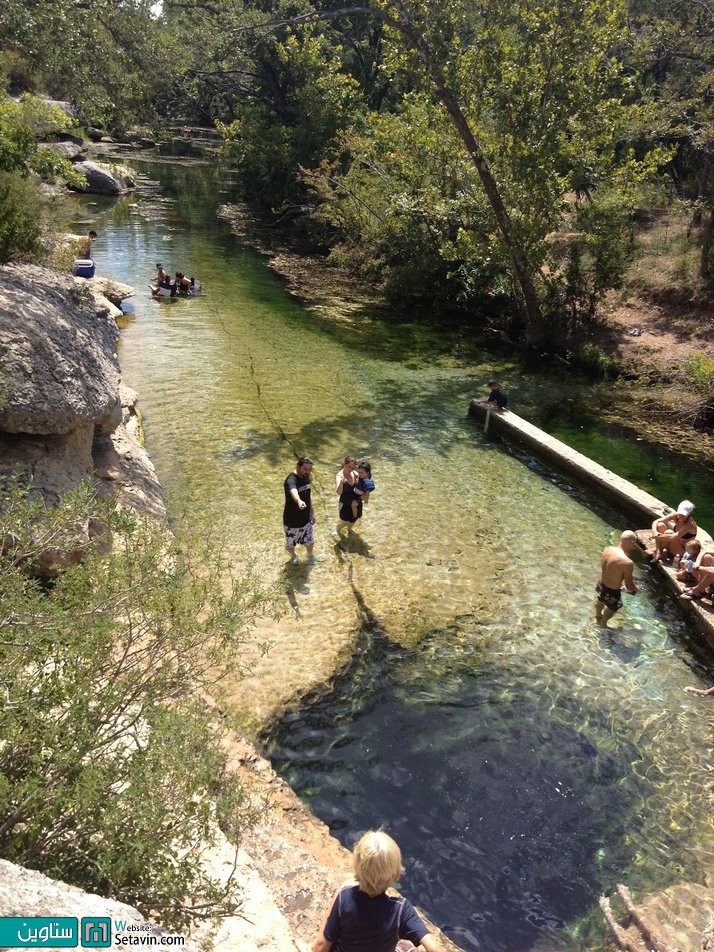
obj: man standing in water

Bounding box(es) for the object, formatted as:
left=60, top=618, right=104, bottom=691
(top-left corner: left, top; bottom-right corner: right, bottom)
left=283, top=456, right=323, bottom=565
left=595, top=530, right=639, bottom=625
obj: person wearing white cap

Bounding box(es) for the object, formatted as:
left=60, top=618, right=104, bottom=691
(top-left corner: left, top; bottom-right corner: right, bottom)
left=651, top=500, right=697, bottom=563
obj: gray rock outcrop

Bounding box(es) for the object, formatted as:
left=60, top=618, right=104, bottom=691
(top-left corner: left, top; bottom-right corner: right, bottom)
left=39, top=140, right=85, bottom=161
left=0, top=264, right=121, bottom=436
left=0, top=263, right=164, bottom=519
left=0, top=860, right=197, bottom=952
left=72, top=159, right=136, bottom=194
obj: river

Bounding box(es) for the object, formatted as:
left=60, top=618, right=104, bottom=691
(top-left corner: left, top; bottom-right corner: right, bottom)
left=66, top=154, right=714, bottom=952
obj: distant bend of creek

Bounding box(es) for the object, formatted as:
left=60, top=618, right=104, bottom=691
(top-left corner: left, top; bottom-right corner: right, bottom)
left=66, top=153, right=714, bottom=952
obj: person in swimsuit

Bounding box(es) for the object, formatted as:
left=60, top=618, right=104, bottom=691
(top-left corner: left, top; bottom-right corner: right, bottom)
left=175, top=271, right=192, bottom=294
left=651, top=500, right=697, bottom=562
left=334, top=455, right=359, bottom=540
left=311, top=830, right=443, bottom=952
left=80, top=230, right=97, bottom=258
left=595, top=530, right=639, bottom=625
left=351, top=461, right=375, bottom=520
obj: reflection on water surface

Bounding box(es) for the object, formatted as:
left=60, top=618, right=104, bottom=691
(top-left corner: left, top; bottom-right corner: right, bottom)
left=66, top=156, right=714, bottom=952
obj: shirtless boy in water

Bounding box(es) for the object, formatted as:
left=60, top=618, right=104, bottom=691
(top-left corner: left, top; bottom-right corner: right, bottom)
left=595, top=530, right=639, bottom=625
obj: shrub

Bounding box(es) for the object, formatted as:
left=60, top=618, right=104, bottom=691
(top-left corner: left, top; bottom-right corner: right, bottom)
left=686, top=352, right=714, bottom=398
left=0, top=479, right=277, bottom=929
left=0, top=171, right=43, bottom=263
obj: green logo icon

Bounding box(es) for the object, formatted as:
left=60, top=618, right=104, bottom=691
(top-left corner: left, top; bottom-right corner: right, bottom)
left=81, top=919, right=111, bottom=948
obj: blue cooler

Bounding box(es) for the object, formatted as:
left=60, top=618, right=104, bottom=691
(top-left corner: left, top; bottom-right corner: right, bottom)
left=74, top=258, right=95, bottom=278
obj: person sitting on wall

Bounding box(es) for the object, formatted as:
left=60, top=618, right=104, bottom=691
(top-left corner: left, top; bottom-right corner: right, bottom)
left=676, top=539, right=703, bottom=586
left=479, top=379, right=508, bottom=410
left=651, top=500, right=697, bottom=563
left=679, top=562, right=714, bottom=602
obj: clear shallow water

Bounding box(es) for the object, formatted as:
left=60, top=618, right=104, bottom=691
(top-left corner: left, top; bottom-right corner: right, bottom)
left=67, top=157, right=714, bottom=952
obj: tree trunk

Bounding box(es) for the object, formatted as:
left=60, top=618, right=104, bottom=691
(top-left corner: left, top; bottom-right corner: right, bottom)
left=390, top=0, right=548, bottom=346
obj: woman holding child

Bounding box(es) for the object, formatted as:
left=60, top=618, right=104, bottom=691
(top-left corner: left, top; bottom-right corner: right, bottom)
left=651, top=500, right=697, bottom=562
left=334, top=456, right=375, bottom=540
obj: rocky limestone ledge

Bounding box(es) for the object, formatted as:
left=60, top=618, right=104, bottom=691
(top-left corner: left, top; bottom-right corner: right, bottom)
left=0, top=263, right=163, bottom=519
left=0, top=860, right=198, bottom=952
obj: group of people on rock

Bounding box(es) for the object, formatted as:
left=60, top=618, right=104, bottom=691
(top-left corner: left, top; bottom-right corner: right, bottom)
left=152, top=263, right=199, bottom=296
left=596, top=500, right=714, bottom=713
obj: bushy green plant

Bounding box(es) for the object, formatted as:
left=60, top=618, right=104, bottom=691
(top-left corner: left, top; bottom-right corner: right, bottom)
left=686, top=352, right=714, bottom=397
left=572, top=344, right=623, bottom=379
left=219, top=29, right=362, bottom=214
left=0, top=479, right=277, bottom=929
left=0, top=171, right=42, bottom=263
left=0, top=95, right=85, bottom=263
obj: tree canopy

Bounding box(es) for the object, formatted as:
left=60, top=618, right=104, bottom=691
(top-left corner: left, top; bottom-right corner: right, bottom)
left=2, top=0, right=712, bottom=344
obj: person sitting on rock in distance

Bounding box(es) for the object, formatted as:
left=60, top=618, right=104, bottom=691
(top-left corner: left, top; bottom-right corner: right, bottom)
left=80, top=230, right=97, bottom=258
left=651, top=500, right=697, bottom=563
left=311, top=830, right=443, bottom=952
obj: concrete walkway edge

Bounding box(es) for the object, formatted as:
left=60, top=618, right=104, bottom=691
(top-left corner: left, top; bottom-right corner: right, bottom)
left=468, top=400, right=714, bottom=650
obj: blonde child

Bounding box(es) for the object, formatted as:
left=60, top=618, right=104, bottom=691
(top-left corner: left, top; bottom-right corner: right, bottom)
left=311, top=831, right=442, bottom=952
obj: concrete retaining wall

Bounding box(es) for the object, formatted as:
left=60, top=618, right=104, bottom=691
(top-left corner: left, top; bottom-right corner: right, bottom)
left=468, top=399, right=714, bottom=649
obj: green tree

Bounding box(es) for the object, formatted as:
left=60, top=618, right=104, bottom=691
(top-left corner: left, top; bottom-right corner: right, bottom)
left=0, top=95, right=85, bottom=263
left=628, top=0, right=714, bottom=282
left=3, top=0, right=187, bottom=130
left=219, top=25, right=363, bottom=214
left=232, top=0, right=668, bottom=344
left=0, top=480, right=276, bottom=928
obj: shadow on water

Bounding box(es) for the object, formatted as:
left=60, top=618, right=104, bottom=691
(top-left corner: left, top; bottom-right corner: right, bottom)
left=260, top=620, right=686, bottom=952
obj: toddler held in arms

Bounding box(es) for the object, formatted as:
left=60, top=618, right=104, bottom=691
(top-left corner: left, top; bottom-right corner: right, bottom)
left=351, top=461, right=376, bottom=520
left=311, top=830, right=443, bottom=952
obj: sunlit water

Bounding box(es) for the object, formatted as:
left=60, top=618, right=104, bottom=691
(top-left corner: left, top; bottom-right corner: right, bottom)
left=67, top=156, right=714, bottom=952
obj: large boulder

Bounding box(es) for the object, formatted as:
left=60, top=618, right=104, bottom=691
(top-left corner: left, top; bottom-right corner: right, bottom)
left=0, top=860, right=197, bottom=951
left=72, top=159, right=136, bottom=194
left=0, top=263, right=165, bottom=528
left=0, top=264, right=121, bottom=436
left=38, top=140, right=85, bottom=161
